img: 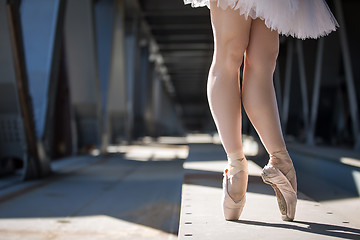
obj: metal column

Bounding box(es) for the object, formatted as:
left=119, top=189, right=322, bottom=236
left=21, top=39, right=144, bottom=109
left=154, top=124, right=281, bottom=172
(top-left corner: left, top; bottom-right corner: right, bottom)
left=19, top=0, right=66, bottom=169
left=307, top=38, right=325, bottom=145
left=282, top=39, right=294, bottom=134
left=152, top=72, right=162, bottom=137
left=107, top=0, right=127, bottom=144
left=124, top=14, right=140, bottom=142
left=334, top=0, right=360, bottom=149
left=94, top=0, right=115, bottom=151
left=134, top=43, right=150, bottom=138
left=64, top=0, right=102, bottom=151
left=0, top=0, right=43, bottom=179
left=296, top=40, right=309, bottom=136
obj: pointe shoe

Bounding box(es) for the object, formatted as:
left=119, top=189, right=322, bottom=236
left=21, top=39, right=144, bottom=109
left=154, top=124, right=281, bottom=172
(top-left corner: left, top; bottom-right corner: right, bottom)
left=269, top=150, right=297, bottom=193
left=222, top=159, right=248, bottom=221
left=261, top=151, right=297, bottom=221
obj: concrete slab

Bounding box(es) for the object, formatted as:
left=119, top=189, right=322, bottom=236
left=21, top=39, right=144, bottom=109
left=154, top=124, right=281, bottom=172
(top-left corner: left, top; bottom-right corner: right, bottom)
left=178, top=144, right=360, bottom=240
left=1, top=141, right=359, bottom=240
left=0, top=144, right=186, bottom=240
left=286, top=143, right=360, bottom=226
left=0, top=216, right=175, bottom=240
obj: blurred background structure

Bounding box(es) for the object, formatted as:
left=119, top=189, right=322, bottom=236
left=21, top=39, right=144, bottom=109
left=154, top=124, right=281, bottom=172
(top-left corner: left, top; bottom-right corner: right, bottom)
left=0, top=0, right=360, bottom=239
left=1, top=0, right=359, bottom=180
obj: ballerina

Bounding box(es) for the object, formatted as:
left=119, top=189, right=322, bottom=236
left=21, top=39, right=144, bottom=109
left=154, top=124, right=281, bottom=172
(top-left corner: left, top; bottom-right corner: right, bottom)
left=183, top=0, right=338, bottom=221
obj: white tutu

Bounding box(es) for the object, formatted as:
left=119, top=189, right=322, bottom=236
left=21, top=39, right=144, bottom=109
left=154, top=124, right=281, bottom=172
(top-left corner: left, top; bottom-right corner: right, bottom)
left=183, top=0, right=339, bottom=39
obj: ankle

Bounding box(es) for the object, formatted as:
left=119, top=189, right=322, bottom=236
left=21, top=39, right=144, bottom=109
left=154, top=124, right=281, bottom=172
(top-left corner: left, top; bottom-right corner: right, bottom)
left=269, top=150, right=294, bottom=175
left=226, top=150, right=245, bottom=173
left=270, top=148, right=288, bottom=157
left=270, top=149, right=291, bottom=163
left=227, top=150, right=245, bottom=162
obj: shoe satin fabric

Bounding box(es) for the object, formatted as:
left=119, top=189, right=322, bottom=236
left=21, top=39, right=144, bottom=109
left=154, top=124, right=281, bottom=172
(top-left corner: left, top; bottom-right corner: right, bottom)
left=183, top=0, right=339, bottom=39
left=222, top=161, right=248, bottom=220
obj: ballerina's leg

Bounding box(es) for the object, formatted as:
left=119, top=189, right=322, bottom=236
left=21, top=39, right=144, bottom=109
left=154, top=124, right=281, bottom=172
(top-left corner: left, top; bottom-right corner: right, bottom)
left=208, top=2, right=252, bottom=201
left=242, top=18, right=297, bottom=193
left=242, top=18, right=284, bottom=155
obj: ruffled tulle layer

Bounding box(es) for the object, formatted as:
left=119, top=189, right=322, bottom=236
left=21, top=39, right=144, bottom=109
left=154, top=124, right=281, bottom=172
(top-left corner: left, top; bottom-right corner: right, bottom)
left=183, top=0, right=339, bottom=39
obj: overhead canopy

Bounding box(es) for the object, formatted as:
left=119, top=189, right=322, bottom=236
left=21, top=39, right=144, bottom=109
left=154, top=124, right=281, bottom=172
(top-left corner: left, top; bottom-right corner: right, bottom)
left=139, top=0, right=214, bottom=131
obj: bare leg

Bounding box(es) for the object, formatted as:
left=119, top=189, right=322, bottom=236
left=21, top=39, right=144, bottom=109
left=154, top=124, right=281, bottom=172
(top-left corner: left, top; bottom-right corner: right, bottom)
left=209, top=2, right=251, bottom=201
left=242, top=19, right=296, bottom=192
left=208, top=2, right=250, bottom=155
left=242, top=18, right=284, bottom=154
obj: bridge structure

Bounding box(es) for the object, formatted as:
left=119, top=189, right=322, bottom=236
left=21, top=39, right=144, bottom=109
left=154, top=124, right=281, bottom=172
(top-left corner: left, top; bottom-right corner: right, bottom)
left=0, top=0, right=359, bottom=239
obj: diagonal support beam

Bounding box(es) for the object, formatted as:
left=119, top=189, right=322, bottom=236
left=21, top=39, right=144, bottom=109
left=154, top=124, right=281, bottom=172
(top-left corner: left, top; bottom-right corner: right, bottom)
left=307, top=38, right=325, bottom=145
left=282, top=39, right=294, bottom=134
left=334, top=0, right=360, bottom=149
left=296, top=40, right=309, bottom=136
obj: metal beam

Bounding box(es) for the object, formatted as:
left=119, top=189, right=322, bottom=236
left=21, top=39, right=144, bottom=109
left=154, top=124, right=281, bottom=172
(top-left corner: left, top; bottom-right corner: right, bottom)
left=125, top=15, right=140, bottom=142
left=19, top=0, right=66, bottom=170
left=296, top=40, right=309, bottom=136
left=64, top=0, right=103, bottom=151
left=107, top=0, right=127, bottom=144
left=282, top=39, right=294, bottom=134
left=94, top=0, right=116, bottom=151
left=334, top=0, right=360, bottom=149
left=3, top=0, right=43, bottom=179
left=307, top=38, right=325, bottom=145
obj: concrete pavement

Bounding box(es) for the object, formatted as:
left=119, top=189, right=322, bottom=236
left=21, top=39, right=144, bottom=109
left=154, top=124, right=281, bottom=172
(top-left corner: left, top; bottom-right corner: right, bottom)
left=0, top=140, right=359, bottom=240
left=0, top=144, right=188, bottom=240
left=178, top=144, right=360, bottom=240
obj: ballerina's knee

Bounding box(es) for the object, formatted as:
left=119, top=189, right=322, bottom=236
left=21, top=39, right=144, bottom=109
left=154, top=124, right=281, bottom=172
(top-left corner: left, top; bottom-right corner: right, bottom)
left=213, top=39, right=248, bottom=73
left=244, top=47, right=279, bottom=74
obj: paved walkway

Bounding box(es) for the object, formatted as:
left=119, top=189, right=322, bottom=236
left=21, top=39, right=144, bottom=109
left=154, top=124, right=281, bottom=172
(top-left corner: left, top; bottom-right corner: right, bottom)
left=0, top=144, right=188, bottom=240
left=178, top=144, right=360, bottom=240
left=0, top=141, right=359, bottom=240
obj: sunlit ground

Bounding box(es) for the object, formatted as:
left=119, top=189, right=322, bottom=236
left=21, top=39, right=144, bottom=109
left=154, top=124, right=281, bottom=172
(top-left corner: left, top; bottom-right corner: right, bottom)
left=0, top=215, right=175, bottom=240
left=1, top=133, right=360, bottom=240
left=108, top=144, right=189, bottom=162
left=105, top=133, right=259, bottom=161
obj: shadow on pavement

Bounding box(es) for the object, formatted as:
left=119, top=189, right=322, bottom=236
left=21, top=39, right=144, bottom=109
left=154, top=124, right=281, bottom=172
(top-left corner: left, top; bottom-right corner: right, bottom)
left=237, top=219, right=360, bottom=240
left=183, top=168, right=310, bottom=201
left=0, top=153, right=185, bottom=238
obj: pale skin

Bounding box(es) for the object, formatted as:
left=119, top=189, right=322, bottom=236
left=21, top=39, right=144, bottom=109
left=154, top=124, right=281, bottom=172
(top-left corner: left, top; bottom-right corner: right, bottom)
left=208, top=2, right=289, bottom=200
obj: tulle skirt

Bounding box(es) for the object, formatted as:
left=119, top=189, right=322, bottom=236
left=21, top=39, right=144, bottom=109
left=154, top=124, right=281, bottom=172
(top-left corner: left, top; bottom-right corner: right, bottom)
left=183, top=0, right=339, bottom=39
